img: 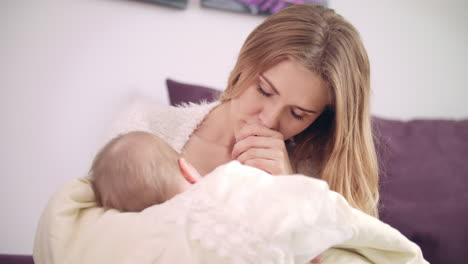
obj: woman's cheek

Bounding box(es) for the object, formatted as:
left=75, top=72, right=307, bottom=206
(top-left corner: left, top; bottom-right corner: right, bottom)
left=282, top=129, right=294, bottom=141
left=279, top=123, right=295, bottom=140
left=239, top=89, right=263, bottom=116
left=284, top=122, right=309, bottom=140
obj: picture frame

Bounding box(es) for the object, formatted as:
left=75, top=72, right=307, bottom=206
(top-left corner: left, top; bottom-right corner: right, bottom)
left=201, top=0, right=328, bottom=15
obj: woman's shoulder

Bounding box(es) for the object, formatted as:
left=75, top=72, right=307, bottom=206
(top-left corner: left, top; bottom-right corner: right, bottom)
left=106, top=99, right=220, bottom=152
left=152, top=100, right=220, bottom=152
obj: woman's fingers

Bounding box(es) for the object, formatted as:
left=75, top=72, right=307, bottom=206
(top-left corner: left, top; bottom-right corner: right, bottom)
left=232, top=123, right=293, bottom=175
left=236, top=148, right=282, bottom=164
left=242, top=158, right=275, bottom=174
left=231, top=135, right=284, bottom=160
left=237, top=148, right=290, bottom=175
left=236, top=123, right=284, bottom=142
left=239, top=151, right=292, bottom=175
left=232, top=138, right=292, bottom=175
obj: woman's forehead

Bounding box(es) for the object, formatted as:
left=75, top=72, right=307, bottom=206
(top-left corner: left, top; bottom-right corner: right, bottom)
left=261, top=60, right=330, bottom=109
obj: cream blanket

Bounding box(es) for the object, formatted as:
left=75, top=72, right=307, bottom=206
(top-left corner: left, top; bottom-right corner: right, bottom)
left=34, top=161, right=427, bottom=264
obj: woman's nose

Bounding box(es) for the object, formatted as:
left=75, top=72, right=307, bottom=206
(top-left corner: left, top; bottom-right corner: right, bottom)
left=259, top=107, right=281, bottom=130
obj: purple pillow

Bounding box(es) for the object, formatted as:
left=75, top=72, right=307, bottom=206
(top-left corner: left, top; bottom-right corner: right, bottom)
left=0, top=254, right=34, bottom=264
left=166, top=79, right=221, bottom=106
left=374, top=117, right=468, bottom=264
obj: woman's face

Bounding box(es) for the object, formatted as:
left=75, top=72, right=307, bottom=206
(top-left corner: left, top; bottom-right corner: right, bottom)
left=229, top=59, right=330, bottom=140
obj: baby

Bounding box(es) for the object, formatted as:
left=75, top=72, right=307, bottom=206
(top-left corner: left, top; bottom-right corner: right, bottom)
left=86, top=131, right=424, bottom=264
left=89, top=131, right=201, bottom=212
left=88, top=131, right=345, bottom=263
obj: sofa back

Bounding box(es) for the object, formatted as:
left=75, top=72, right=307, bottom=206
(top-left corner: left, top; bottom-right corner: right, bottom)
left=374, top=117, right=468, bottom=264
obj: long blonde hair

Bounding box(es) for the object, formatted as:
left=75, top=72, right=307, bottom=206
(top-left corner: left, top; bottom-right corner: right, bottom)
left=220, top=4, right=379, bottom=217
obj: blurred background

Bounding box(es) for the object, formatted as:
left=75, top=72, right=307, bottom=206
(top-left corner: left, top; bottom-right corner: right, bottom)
left=1, top=0, right=467, bottom=254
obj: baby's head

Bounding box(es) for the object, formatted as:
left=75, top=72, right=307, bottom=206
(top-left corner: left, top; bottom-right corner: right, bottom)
left=90, top=131, right=200, bottom=212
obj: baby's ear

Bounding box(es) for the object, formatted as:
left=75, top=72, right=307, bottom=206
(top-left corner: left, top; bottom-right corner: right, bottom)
left=178, top=158, right=201, bottom=184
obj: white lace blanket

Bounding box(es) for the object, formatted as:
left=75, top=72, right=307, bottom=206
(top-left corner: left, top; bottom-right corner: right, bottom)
left=33, top=161, right=428, bottom=264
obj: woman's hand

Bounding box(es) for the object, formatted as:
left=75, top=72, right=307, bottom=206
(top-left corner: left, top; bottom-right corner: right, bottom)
left=231, top=123, right=293, bottom=175
left=311, top=256, right=321, bottom=263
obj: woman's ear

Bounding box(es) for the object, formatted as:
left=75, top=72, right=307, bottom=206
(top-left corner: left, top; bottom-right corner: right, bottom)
left=178, top=158, right=201, bottom=184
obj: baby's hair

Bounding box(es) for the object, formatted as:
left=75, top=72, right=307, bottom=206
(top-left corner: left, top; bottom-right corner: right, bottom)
left=89, top=131, right=180, bottom=212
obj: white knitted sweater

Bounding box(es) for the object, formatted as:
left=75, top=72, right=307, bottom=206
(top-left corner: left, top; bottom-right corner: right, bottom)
left=106, top=99, right=220, bottom=153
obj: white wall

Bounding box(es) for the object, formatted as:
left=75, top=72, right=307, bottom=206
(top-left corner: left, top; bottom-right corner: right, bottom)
left=334, top=1, right=468, bottom=119
left=1, top=0, right=467, bottom=254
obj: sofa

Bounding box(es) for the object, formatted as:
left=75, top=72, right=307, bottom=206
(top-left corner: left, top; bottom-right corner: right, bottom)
left=3, top=79, right=466, bottom=264
left=373, top=117, right=468, bottom=264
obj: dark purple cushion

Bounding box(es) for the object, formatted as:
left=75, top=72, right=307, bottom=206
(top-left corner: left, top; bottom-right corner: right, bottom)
left=0, top=254, right=34, bottom=264
left=374, top=117, right=468, bottom=264
left=166, top=79, right=221, bottom=106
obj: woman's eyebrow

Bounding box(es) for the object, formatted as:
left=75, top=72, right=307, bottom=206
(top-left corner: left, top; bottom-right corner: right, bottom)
left=260, top=74, right=318, bottom=114
left=260, top=74, right=281, bottom=95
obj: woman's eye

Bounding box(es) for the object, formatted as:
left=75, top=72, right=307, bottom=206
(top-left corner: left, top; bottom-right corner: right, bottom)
left=257, top=86, right=272, bottom=97
left=291, top=110, right=304, bottom=120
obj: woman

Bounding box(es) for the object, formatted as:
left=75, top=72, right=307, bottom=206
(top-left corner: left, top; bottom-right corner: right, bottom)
left=34, top=3, right=379, bottom=263
left=183, top=4, right=379, bottom=217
